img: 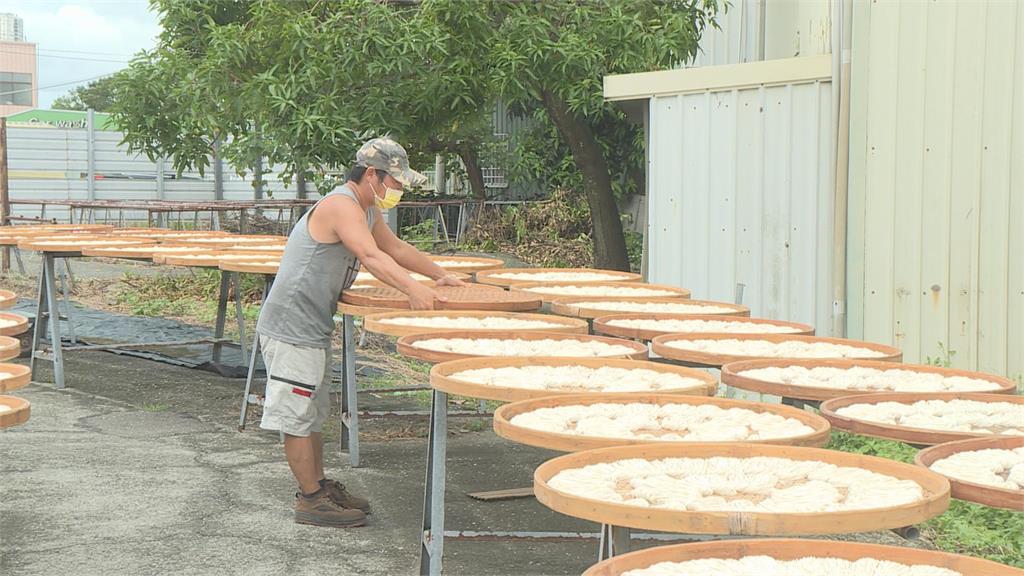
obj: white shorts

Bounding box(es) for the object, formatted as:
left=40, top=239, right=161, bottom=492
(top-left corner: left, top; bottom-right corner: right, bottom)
left=258, top=335, right=332, bottom=437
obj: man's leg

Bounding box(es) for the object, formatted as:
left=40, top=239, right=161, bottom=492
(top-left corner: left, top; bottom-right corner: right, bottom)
left=285, top=434, right=322, bottom=495
left=311, top=431, right=325, bottom=482
left=259, top=336, right=365, bottom=527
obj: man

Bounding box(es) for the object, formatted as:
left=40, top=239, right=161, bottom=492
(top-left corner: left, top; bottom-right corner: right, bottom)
left=255, top=137, right=464, bottom=528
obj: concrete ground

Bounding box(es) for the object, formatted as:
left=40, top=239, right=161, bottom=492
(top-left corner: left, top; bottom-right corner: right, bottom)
left=2, top=348, right=610, bottom=576
left=1, top=252, right=930, bottom=576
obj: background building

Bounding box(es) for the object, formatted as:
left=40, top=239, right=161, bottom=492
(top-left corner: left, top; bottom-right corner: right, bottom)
left=607, top=0, right=1023, bottom=378
left=0, top=12, right=24, bottom=42
left=0, top=12, right=35, bottom=116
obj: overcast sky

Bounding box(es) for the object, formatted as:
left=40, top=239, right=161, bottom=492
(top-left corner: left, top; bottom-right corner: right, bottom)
left=0, top=1, right=160, bottom=108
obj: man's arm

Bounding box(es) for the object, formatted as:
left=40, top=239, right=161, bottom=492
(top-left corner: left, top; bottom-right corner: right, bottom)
left=326, top=198, right=439, bottom=308
left=371, top=209, right=464, bottom=286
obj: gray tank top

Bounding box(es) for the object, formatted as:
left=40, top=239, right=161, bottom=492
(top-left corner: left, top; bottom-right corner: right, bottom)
left=256, top=184, right=376, bottom=348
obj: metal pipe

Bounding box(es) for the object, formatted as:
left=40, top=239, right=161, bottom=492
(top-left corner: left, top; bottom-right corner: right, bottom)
left=830, top=0, right=852, bottom=338
left=86, top=109, right=96, bottom=221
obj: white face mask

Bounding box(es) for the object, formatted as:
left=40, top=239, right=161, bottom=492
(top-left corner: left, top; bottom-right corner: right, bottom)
left=370, top=178, right=403, bottom=210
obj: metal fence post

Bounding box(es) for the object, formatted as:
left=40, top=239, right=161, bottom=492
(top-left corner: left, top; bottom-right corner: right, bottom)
left=156, top=156, right=166, bottom=227
left=86, top=109, right=95, bottom=222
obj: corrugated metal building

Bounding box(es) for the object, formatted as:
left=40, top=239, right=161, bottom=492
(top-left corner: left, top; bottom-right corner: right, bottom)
left=605, top=0, right=1023, bottom=378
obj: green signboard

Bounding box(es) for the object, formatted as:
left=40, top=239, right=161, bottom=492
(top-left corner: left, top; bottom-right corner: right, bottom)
left=6, top=109, right=117, bottom=131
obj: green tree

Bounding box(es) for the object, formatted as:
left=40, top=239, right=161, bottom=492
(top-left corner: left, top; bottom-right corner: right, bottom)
left=52, top=76, right=121, bottom=112
left=112, top=0, right=493, bottom=193
left=481, top=0, right=715, bottom=269
left=111, top=1, right=715, bottom=269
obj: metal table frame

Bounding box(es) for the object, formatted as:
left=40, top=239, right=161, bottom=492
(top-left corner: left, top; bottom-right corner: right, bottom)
left=30, top=251, right=249, bottom=388
left=417, top=388, right=706, bottom=575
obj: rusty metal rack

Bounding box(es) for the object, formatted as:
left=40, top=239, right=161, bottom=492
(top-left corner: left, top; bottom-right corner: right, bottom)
left=8, top=199, right=316, bottom=234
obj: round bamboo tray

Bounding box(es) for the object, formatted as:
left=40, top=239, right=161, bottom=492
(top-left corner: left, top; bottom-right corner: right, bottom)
left=820, top=392, right=1024, bottom=445
left=219, top=260, right=280, bottom=275
left=219, top=243, right=286, bottom=252
left=0, top=364, right=31, bottom=394
left=428, top=255, right=505, bottom=273
left=430, top=357, right=717, bottom=402
left=594, top=313, right=814, bottom=341
left=0, top=395, right=30, bottom=429
left=581, top=538, right=1023, bottom=576
left=397, top=330, right=648, bottom=364
left=0, top=224, right=113, bottom=241
left=363, top=310, right=589, bottom=338
left=651, top=333, right=903, bottom=368
left=18, top=236, right=157, bottom=253
left=336, top=301, right=400, bottom=317
left=0, top=335, right=19, bottom=361
left=161, top=234, right=287, bottom=247
left=475, top=267, right=643, bottom=287
left=721, top=359, right=1018, bottom=402
left=494, top=393, right=831, bottom=451
left=0, top=290, right=16, bottom=310
left=534, top=442, right=950, bottom=536
left=341, top=285, right=542, bottom=312
left=155, top=250, right=280, bottom=268
left=915, top=436, right=1024, bottom=511
left=354, top=271, right=471, bottom=285
left=0, top=312, right=29, bottom=336
left=109, top=228, right=228, bottom=237
left=81, top=245, right=217, bottom=259
left=512, top=281, right=690, bottom=304
left=552, top=297, right=750, bottom=319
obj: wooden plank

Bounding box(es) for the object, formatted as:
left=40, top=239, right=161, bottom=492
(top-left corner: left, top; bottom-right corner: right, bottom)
left=466, top=487, right=534, bottom=502
left=891, top=0, right=928, bottom=363
left=975, top=1, right=1017, bottom=375
left=918, top=0, right=957, bottom=368
left=861, top=0, right=900, bottom=348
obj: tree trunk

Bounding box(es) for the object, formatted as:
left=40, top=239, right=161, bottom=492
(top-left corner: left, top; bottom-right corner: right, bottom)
left=455, top=143, right=487, bottom=200
left=540, top=89, right=630, bottom=271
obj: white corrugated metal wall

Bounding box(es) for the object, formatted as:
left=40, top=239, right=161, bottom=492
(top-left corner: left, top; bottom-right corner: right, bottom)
left=647, top=66, right=835, bottom=333
left=8, top=124, right=304, bottom=222
left=846, top=0, right=1024, bottom=378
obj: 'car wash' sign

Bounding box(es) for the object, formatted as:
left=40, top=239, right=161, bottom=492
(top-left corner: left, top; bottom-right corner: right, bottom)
left=6, top=109, right=117, bottom=131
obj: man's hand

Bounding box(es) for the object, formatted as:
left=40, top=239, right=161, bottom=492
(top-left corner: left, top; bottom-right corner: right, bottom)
left=408, top=283, right=440, bottom=310
left=436, top=274, right=466, bottom=288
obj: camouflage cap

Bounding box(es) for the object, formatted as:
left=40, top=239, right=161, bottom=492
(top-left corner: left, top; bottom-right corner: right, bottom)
left=355, top=137, right=427, bottom=188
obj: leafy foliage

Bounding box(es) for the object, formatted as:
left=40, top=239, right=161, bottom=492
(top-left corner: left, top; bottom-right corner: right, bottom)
left=110, top=0, right=718, bottom=266
left=52, top=76, right=121, bottom=112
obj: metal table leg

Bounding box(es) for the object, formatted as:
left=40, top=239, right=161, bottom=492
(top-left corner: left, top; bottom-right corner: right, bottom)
left=341, top=313, right=360, bottom=467
left=238, top=276, right=272, bottom=430
left=237, top=325, right=262, bottom=430
left=57, top=259, right=76, bottom=344
left=232, top=272, right=248, bottom=361
left=30, top=254, right=66, bottom=388
left=12, top=247, right=25, bottom=274
left=211, top=272, right=230, bottom=363
left=597, top=524, right=631, bottom=561
left=419, top=390, right=448, bottom=576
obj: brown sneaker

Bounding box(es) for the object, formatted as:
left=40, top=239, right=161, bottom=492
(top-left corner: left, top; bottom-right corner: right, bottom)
left=324, top=479, right=372, bottom=514
left=294, top=488, right=366, bottom=528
